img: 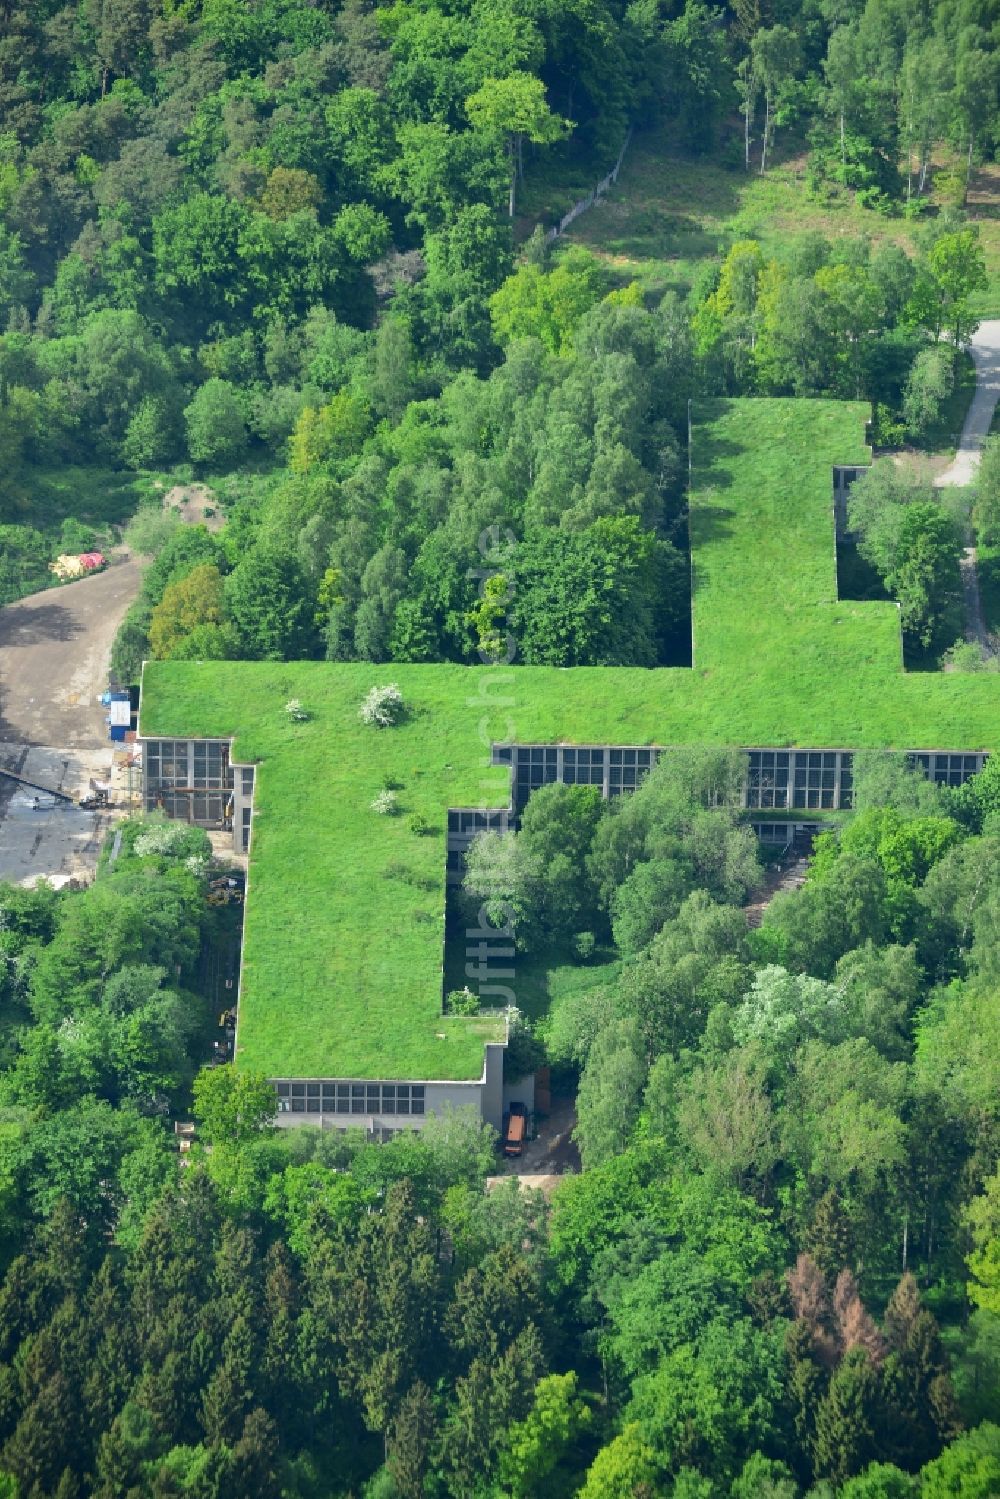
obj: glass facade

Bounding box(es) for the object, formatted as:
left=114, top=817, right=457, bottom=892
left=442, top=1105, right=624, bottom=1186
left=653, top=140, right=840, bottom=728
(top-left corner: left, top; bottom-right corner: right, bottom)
left=496, top=743, right=984, bottom=817
left=493, top=743, right=660, bottom=812
left=144, top=739, right=232, bottom=824
left=609, top=748, right=656, bottom=794
left=512, top=745, right=558, bottom=810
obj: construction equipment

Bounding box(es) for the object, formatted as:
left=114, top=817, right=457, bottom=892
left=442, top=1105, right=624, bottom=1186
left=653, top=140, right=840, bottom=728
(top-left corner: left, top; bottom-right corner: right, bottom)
left=207, top=886, right=244, bottom=906
left=79, top=781, right=112, bottom=811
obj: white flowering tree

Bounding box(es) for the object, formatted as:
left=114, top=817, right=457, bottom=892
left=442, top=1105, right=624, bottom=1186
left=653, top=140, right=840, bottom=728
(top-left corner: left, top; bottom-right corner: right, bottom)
left=370, top=790, right=399, bottom=815
left=359, top=683, right=404, bottom=727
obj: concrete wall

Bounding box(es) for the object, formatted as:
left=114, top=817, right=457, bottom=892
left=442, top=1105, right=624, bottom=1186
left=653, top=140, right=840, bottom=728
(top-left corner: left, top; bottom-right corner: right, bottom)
left=481, top=1043, right=505, bottom=1134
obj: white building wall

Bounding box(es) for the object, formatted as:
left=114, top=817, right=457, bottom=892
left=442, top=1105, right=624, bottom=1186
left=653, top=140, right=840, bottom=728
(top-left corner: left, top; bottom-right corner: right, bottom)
left=424, top=1079, right=486, bottom=1119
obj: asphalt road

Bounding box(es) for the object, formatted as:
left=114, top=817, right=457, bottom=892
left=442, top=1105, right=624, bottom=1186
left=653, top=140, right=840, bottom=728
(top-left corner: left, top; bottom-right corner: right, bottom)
left=0, top=553, right=141, bottom=749
left=935, top=319, right=1000, bottom=489
left=931, top=320, right=1000, bottom=651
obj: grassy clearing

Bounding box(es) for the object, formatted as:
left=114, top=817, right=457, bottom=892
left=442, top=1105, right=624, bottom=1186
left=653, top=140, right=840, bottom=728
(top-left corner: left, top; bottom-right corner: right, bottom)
left=510, top=951, right=620, bottom=1027
left=541, top=128, right=1000, bottom=319
left=141, top=398, right=1000, bottom=1083
left=966, top=162, right=1000, bottom=319
left=17, top=467, right=151, bottom=535
left=444, top=925, right=620, bottom=1027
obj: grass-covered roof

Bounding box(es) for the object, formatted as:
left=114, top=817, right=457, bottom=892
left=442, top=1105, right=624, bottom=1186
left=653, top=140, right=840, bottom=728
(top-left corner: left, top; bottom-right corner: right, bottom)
left=140, top=398, right=1000, bottom=1082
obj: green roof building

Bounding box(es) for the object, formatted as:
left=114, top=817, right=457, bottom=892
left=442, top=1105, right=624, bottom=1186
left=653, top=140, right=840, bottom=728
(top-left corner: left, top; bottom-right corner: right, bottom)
left=138, top=399, right=998, bottom=1133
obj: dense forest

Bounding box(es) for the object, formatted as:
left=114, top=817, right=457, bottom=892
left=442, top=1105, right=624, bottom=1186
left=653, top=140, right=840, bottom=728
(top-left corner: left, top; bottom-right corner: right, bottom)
left=4, top=754, right=1000, bottom=1493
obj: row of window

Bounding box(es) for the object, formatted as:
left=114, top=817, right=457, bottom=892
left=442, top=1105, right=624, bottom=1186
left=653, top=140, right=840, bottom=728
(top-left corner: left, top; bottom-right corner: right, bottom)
left=447, top=809, right=509, bottom=836
left=912, top=753, right=984, bottom=786
left=144, top=789, right=230, bottom=824
left=274, top=1081, right=426, bottom=1116
left=486, top=743, right=988, bottom=817
left=498, top=745, right=659, bottom=770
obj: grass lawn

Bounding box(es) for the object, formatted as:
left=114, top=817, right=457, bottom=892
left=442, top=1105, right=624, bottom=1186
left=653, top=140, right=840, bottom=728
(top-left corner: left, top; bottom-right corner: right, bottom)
left=510, top=951, right=620, bottom=1027
left=966, top=162, right=1000, bottom=319
left=444, top=921, right=620, bottom=1027
left=141, top=398, right=1000, bottom=1085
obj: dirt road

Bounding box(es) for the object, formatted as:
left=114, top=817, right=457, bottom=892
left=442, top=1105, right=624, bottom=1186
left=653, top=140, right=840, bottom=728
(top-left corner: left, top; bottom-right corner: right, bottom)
left=0, top=554, right=141, bottom=748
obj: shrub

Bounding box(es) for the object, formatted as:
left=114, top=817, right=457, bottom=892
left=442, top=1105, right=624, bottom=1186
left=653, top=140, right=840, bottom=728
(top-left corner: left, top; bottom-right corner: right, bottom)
left=872, top=403, right=907, bottom=448
left=573, top=931, right=597, bottom=960
left=941, top=639, right=1000, bottom=674
left=505, top=1006, right=545, bottom=1076
left=285, top=698, right=309, bottom=721
left=131, top=819, right=212, bottom=864
left=370, top=790, right=399, bottom=815
left=123, top=506, right=180, bottom=559
left=408, top=813, right=431, bottom=836
left=360, top=683, right=404, bottom=727
left=446, top=986, right=481, bottom=1016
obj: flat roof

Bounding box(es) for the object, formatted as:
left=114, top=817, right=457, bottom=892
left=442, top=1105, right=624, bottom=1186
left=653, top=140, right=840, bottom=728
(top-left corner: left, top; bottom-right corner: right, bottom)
left=139, top=399, right=1000, bottom=1081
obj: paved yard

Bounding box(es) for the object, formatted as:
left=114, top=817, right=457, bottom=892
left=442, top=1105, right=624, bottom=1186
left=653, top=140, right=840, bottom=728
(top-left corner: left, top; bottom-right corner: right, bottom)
left=0, top=557, right=141, bottom=883
left=0, top=745, right=111, bottom=885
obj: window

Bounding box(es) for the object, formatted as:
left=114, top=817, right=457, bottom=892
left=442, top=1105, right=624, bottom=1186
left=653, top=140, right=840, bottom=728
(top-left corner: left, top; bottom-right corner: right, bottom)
left=515, top=746, right=558, bottom=810
left=563, top=747, right=605, bottom=786
left=747, top=751, right=790, bottom=810
left=754, top=822, right=791, bottom=845
left=792, top=751, right=838, bottom=810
